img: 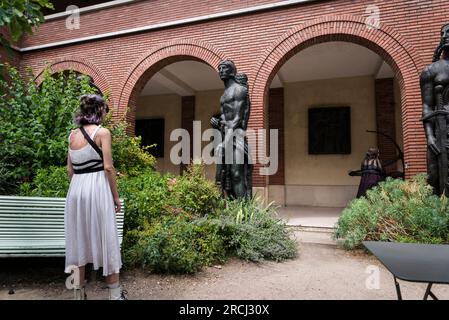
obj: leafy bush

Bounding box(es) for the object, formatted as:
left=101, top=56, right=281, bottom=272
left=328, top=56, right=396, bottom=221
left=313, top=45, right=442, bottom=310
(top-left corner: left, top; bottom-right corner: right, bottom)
left=19, top=166, right=69, bottom=197
left=213, top=197, right=298, bottom=262
left=106, top=119, right=156, bottom=177
left=118, top=169, right=170, bottom=232
left=119, top=164, right=219, bottom=232
left=124, top=215, right=226, bottom=274
left=334, top=174, right=449, bottom=249
left=0, top=161, right=18, bottom=195
left=169, top=164, right=220, bottom=217
left=0, top=65, right=97, bottom=192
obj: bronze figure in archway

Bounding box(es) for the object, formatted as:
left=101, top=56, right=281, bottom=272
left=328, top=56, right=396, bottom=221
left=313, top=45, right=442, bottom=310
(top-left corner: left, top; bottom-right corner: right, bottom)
left=211, top=60, right=253, bottom=199
left=420, top=23, right=449, bottom=197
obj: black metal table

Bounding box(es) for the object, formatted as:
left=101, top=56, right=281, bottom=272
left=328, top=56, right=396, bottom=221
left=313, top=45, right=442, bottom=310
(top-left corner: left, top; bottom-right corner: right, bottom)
left=363, top=241, right=449, bottom=300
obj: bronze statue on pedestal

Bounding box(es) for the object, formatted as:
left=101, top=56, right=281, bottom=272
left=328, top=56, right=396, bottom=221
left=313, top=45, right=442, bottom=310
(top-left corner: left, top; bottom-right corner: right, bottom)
left=420, top=23, right=449, bottom=196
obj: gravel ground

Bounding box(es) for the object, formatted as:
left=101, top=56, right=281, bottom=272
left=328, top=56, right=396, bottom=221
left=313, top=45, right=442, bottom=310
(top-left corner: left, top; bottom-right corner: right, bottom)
left=2, top=242, right=449, bottom=300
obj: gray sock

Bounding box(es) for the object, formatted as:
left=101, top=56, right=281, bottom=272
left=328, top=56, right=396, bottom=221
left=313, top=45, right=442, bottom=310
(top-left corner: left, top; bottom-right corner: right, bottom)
left=108, top=282, right=120, bottom=289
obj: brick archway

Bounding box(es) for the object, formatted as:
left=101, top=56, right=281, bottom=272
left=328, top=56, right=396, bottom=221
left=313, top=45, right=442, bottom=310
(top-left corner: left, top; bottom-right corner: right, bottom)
left=250, top=16, right=425, bottom=179
left=117, top=39, right=226, bottom=133
left=34, top=56, right=113, bottom=105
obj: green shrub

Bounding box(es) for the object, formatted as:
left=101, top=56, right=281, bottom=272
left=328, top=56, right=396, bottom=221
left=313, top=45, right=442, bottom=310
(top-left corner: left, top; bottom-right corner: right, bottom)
left=118, top=169, right=170, bottom=232
left=0, top=161, right=18, bottom=195
left=0, top=65, right=97, bottom=192
left=124, top=215, right=226, bottom=274
left=106, top=119, right=156, bottom=177
left=169, top=164, right=220, bottom=217
left=119, top=164, right=219, bottom=232
left=334, top=174, right=449, bottom=249
left=213, top=197, right=298, bottom=262
left=119, top=165, right=220, bottom=251
left=0, top=64, right=155, bottom=195
left=19, top=166, right=69, bottom=197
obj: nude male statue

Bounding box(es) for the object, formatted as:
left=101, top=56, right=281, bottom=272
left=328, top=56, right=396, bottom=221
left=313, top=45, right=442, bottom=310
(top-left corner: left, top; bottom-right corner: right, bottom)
left=420, top=23, right=449, bottom=196
left=211, top=59, right=252, bottom=198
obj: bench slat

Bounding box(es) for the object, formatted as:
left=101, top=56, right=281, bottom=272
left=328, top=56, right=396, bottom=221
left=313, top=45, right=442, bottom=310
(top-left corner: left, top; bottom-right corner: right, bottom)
left=0, top=196, right=125, bottom=257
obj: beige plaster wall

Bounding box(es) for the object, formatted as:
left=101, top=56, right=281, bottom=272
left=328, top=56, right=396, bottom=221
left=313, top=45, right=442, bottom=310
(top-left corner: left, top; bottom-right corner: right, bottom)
left=136, top=94, right=182, bottom=175
left=284, top=76, right=377, bottom=186
left=195, top=89, right=222, bottom=181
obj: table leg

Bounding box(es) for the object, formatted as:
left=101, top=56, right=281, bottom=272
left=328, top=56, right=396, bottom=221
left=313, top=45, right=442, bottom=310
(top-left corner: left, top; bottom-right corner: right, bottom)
left=423, top=283, right=438, bottom=300
left=394, top=277, right=402, bottom=300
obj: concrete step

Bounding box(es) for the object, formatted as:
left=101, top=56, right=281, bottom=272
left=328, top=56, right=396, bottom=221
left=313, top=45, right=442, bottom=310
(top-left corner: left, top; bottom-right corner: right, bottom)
left=290, top=226, right=338, bottom=246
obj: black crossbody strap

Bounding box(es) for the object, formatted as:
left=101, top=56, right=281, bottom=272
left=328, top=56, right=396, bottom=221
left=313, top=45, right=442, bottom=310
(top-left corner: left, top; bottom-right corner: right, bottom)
left=79, top=126, right=103, bottom=160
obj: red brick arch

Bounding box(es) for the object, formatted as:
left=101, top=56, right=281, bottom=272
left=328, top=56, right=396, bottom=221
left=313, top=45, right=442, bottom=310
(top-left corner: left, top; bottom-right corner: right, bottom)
left=250, top=16, right=425, bottom=179
left=117, top=39, right=226, bottom=132
left=34, top=56, right=113, bottom=105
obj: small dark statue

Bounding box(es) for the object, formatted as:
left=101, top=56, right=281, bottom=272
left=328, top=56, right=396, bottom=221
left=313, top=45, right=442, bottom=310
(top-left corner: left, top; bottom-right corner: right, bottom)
left=211, top=59, right=253, bottom=199
left=420, top=23, right=449, bottom=197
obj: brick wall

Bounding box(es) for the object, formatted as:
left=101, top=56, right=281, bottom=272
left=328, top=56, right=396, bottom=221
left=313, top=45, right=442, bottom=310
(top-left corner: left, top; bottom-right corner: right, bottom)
left=17, top=0, right=449, bottom=186
left=268, top=88, right=285, bottom=185
left=20, top=0, right=279, bottom=47
left=375, top=78, right=398, bottom=174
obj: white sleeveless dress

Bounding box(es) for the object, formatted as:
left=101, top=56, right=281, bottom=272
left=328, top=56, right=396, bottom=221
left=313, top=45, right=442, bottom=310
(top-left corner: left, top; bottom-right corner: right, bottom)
left=64, top=125, right=122, bottom=276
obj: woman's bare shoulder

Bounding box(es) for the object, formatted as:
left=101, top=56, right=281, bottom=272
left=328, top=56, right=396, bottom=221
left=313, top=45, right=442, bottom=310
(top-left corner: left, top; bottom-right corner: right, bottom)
left=98, top=127, right=111, bottom=136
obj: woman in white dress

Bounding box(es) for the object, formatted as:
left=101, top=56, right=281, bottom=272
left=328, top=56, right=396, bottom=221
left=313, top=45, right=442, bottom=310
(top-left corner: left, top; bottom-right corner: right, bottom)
left=65, top=94, right=126, bottom=300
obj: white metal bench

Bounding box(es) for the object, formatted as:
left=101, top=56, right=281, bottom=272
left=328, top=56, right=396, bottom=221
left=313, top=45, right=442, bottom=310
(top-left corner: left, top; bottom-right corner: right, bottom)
left=0, top=195, right=124, bottom=257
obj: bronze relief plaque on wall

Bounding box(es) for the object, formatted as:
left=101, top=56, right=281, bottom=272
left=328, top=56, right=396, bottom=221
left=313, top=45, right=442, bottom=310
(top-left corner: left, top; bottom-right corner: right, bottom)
left=308, top=106, right=351, bottom=155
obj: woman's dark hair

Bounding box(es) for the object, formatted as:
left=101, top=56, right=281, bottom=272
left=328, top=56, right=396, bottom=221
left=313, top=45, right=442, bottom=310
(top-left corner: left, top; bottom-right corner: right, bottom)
left=74, top=94, right=109, bottom=126
left=364, top=147, right=380, bottom=161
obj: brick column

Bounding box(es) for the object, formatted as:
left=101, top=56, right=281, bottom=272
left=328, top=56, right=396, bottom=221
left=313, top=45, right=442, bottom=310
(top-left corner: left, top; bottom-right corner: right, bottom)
left=375, top=78, right=397, bottom=173
left=181, top=96, right=195, bottom=174
left=268, top=88, right=285, bottom=185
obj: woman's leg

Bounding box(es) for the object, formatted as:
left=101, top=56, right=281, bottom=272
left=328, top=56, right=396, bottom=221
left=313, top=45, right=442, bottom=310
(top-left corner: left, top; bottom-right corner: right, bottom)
left=78, top=266, right=86, bottom=284
left=106, top=273, right=127, bottom=300
left=73, top=265, right=86, bottom=300
left=106, top=273, right=119, bottom=285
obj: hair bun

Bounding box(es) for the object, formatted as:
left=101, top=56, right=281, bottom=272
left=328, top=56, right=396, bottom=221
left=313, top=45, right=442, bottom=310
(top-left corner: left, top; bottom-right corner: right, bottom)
left=87, top=96, right=96, bottom=104
left=80, top=94, right=103, bottom=107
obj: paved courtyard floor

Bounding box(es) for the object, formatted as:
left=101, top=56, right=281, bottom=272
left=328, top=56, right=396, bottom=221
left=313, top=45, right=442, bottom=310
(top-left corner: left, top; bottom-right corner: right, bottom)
left=1, top=240, right=448, bottom=300
left=277, top=206, right=342, bottom=228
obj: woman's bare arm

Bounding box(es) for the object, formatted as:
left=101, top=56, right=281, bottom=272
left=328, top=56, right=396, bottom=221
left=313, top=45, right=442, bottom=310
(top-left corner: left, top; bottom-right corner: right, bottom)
left=100, top=128, right=121, bottom=213
left=67, top=152, right=74, bottom=181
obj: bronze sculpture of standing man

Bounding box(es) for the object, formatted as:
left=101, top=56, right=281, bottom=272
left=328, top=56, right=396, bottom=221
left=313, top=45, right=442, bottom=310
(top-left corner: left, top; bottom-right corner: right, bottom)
left=211, top=59, right=252, bottom=199
left=420, top=23, right=449, bottom=197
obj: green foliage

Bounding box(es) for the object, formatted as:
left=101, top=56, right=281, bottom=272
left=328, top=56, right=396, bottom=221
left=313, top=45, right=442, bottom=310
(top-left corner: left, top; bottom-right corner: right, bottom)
left=19, top=166, right=69, bottom=197
left=212, top=197, right=298, bottom=262
left=0, top=0, right=54, bottom=79
left=118, top=166, right=225, bottom=273
left=0, top=161, right=17, bottom=195
left=107, top=120, right=156, bottom=177
left=335, top=174, right=449, bottom=249
left=169, top=164, right=221, bottom=217
left=124, top=215, right=226, bottom=274
left=0, top=64, right=153, bottom=194
left=118, top=169, right=170, bottom=231
left=0, top=0, right=53, bottom=42
left=0, top=65, right=96, bottom=192
left=118, top=164, right=219, bottom=232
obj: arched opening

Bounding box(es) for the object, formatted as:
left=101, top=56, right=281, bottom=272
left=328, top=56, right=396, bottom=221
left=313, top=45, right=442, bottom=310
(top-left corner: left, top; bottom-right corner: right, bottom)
left=265, top=41, right=405, bottom=227
left=39, top=70, right=103, bottom=96
left=131, top=59, right=223, bottom=177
